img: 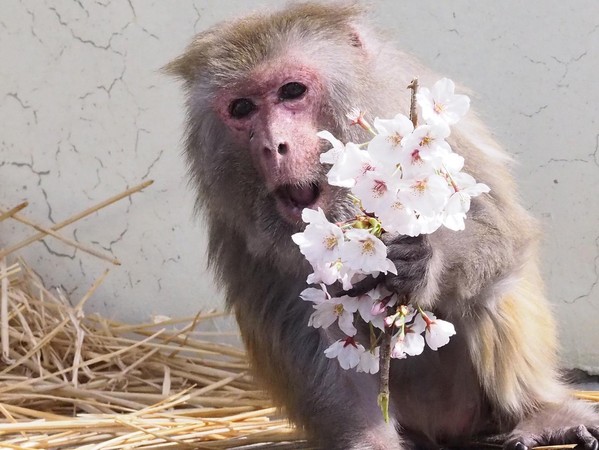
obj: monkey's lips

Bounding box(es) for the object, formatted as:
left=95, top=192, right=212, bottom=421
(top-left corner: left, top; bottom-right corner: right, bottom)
left=274, top=182, right=321, bottom=222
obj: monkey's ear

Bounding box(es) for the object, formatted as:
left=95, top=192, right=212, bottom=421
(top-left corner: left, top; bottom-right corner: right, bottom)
left=348, top=26, right=364, bottom=49
left=162, top=54, right=193, bottom=81
left=346, top=17, right=379, bottom=56
left=162, top=31, right=217, bottom=82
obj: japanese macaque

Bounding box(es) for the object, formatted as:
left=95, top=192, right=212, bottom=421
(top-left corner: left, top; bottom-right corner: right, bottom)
left=166, top=3, right=599, bottom=449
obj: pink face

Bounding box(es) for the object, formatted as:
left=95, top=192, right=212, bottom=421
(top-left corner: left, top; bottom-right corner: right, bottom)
left=215, top=63, right=329, bottom=224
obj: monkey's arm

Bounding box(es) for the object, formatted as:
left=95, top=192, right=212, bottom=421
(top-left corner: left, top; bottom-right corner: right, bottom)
left=380, top=192, right=523, bottom=310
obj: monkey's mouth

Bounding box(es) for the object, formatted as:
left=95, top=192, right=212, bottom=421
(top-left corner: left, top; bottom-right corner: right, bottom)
left=274, top=182, right=321, bottom=222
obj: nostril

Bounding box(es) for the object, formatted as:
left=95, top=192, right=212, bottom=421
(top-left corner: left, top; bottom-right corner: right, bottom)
left=277, top=143, right=288, bottom=155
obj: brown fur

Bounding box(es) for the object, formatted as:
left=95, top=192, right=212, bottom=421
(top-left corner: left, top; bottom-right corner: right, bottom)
left=167, top=3, right=598, bottom=449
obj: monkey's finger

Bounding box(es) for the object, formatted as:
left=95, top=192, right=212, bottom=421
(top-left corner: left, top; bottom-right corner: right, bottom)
left=381, top=233, right=425, bottom=247
left=562, top=425, right=598, bottom=450
left=386, top=240, right=432, bottom=263
left=503, top=435, right=537, bottom=450
left=342, top=274, right=383, bottom=297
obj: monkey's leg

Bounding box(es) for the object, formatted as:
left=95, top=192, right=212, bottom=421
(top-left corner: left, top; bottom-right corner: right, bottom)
left=307, top=372, right=408, bottom=450
left=503, top=400, right=599, bottom=450
left=235, top=303, right=409, bottom=450
left=283, top=346, right=410, bottom=449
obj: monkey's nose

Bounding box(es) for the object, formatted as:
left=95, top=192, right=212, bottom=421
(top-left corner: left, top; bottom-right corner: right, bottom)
left=277, top=143, right=288, bottom=155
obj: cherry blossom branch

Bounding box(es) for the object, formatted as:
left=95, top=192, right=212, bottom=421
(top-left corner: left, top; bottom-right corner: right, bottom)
left=378, top=80, right=421, bottom=420
left=408, top=78, right=419, bottom=128
left=377, top=324, right=393, bottom=422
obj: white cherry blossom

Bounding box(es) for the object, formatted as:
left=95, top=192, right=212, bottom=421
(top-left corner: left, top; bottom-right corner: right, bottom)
left=357, top=346, right=380, bottom=374
left=351, top=170, right=400, bottom=216
left=307, top=259, right=355, bottom=289
left=299, top=285, right=329, bottom=305
left=373, top=113, right=414, bottom=141
left=367, top=113, right=415, bottom=167
left=416, top=78, right=470, bottom=126
left=318, top=130, right=346, bottom=165
left=443, top=172, right=491, bottom=231
left=308, top=295, right=359, bottom=336
left=375, top=198, right=421, bottom=236
left=397, top=173, right=452, bottom=217
left=291, top=208, right=345, bottom=267
left=391, top=327, right=425, bottom=359
left=400, top=123, right=452, bottom=176
left=342, top=228, right=397, bottom=276
left=326, top=142, right=377, bottom=188
left=356, top=286, right=396, bottom=330
left=413, top=311, right=456, bottom=351
left=324, top=337, right=365, bottom=370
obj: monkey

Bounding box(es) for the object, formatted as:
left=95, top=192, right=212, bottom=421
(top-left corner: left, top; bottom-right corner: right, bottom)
left=165, top=3, right=599, bottom=449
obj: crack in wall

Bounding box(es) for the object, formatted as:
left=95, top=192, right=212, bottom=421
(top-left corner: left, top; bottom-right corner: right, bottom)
left=91, top=224, right=129, bottom=254
left=192, top=2, right=202, bottom=31
left=6, top=93, right=38, bottom=124
left=566, top=236, right=599, bottom=304
left=141, top=149, right=164, bottom=180
left=538, top=157, right=590, bottom=169
left=9, top=159, right=50, bottom=185
left=592, top=134, right=599, bottom=168
left=96, top=65, right=126, bottom=98
left=74, top=0, right=90, bottom=18
left=134, top=128, right=150, bottom=156
left=522, top=55, right=550, bottom=70
left=26, top=8, right=44, bottom=45
left=126, top=0, right=136, bottom=18
left=40, top=239, right=76, bottom=260
left=519, top=104, right=548, bottom=118
left=48, top=6, right=129, bottom=56
left=552, top=51, right=589, bottom=88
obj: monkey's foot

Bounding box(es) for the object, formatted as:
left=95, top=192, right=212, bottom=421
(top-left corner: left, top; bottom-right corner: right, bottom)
left=504, top=425, right=599, bottom=450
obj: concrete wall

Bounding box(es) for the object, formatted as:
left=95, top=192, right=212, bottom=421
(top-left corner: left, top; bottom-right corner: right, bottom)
left=1, top=1, right=597, bottom=372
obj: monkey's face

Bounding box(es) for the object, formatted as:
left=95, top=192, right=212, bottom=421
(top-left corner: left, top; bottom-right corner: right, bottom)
left=214, top=62, right=340, bottom=226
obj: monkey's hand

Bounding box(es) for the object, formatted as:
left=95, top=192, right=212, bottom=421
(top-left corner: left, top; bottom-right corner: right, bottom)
left=346, top=234, right=434, bottom=301
left=504, top=425, right=599, bottom=450
left=381, top=234, right=433, bottom=298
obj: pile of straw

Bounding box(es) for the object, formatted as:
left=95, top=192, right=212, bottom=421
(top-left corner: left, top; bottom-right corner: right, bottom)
left=0, top=181, right=596, bottom=449
left=0, top=182, right=306, bottom=449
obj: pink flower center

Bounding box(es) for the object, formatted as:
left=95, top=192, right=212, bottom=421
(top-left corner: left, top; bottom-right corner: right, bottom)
left=343, top=336, right=358, bottom=348
left=360, top=239, right=376, bottom=255
left=361, top=163, right=375, bottom=176
left=372, top=179, right=387, bottom=198
left=323, top=235, right=338, bottom=250
left=419, top=135, right=432, bottom=147
left=412, top=180, right=427, bottom=194
left=411, top=149, right=423, bottom=165
left=387, top=132, right=403, bottom=147
left=434, top=101, right=445, bottom=114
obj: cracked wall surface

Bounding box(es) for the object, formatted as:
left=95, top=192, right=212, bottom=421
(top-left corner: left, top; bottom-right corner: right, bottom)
left=1, top=1, right=598, bottom=371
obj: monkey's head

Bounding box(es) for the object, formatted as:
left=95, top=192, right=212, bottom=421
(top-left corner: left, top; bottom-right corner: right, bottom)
left=167, top=3, right=413, bottom=269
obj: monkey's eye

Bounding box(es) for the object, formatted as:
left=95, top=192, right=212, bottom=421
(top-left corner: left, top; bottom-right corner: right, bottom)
left=279, top=82, right=307, bottom=100
left=229, top=98, right=256, bottom=119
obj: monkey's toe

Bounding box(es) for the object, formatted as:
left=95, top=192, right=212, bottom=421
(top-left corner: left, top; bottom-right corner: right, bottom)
left=567, top=425, right=598, bottom=450
left=506, top=426, right=599, bottom=450
left=503, top=435, right=535, bottom=450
